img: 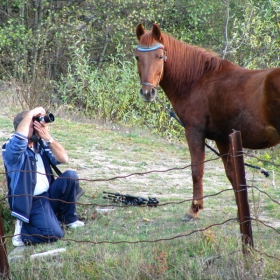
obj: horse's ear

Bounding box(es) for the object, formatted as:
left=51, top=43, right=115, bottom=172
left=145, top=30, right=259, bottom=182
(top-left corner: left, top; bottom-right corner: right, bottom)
left=152, top=24, right=162, bottom=41
left=136, top=24, right=145, bottom=40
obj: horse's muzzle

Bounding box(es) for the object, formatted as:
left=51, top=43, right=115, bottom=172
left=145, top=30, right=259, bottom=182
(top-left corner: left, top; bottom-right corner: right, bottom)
left=140, top=87, right=157, bottom=102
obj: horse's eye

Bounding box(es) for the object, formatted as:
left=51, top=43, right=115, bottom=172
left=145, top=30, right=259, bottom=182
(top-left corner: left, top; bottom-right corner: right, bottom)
left=135, top=56, right=139, bottom=61
left=159, top=55, right=163, bottom=60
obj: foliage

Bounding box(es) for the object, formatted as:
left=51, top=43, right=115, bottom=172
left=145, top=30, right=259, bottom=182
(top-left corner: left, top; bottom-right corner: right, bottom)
left=0, top=198, right=13, bottom=234
left=0, top=0, right=279, bottom=139
left=223, top=0, right=280, bottom=68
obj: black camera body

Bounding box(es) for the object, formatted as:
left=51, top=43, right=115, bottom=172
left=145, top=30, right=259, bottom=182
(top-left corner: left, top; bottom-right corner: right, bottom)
left=33, top=113, right=55, bottom=123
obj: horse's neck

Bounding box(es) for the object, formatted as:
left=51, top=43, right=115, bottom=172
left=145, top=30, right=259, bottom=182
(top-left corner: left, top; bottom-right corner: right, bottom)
left=159, top=78, right=180, bottom=106
left=160, top=61, right=192, bottom=101
left=161, top=43, right=234, bottom=98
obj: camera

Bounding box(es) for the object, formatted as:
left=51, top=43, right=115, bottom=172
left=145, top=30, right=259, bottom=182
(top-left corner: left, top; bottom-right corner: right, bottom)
left=33, top=113, right=55, bottom=123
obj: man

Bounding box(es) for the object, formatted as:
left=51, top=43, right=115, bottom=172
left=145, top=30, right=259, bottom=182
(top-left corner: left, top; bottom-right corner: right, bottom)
left=2, top=107, right=84, bottom=246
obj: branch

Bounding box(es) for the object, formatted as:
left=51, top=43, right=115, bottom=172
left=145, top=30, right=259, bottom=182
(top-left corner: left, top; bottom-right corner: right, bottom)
left=98, top=27, right=110, bottom=69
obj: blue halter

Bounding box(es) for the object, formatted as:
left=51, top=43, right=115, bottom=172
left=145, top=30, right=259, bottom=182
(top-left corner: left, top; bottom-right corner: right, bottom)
left=135, top=43, right=165, bottom=52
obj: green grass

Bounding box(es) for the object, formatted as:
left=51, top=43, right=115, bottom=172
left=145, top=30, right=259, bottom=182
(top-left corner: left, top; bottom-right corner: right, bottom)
left=1, top=107, right=280, bottom=279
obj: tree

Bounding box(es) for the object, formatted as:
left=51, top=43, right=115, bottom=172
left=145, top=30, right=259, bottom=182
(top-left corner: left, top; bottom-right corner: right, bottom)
left=0, top=0, right=279, bottom=126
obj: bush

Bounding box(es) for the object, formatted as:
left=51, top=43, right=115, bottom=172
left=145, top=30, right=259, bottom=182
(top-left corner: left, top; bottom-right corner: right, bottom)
left=0, top=197, right=13, bottom=234
left=56, top=49, right=185, bottom=141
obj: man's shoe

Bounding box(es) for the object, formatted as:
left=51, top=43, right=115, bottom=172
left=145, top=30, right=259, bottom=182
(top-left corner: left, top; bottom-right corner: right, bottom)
left=12, top=236, right=24, bottom=247
left=12, top=219, right=24, bottom=247
left=76, top=186, right=85, bottom=201
left=66, top=220, right=85, bottom=229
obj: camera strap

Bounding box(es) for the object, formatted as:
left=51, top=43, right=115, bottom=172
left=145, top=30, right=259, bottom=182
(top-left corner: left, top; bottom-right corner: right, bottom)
left=48, top=159, right=62, bottom=176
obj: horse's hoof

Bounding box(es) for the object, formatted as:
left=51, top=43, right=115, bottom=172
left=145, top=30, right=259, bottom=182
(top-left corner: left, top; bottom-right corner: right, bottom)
left=181, top=214, right=195, bottom=222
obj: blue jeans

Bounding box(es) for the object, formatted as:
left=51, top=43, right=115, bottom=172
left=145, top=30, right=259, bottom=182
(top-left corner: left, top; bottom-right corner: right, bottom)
left=21, top=170, right=79, bottom=244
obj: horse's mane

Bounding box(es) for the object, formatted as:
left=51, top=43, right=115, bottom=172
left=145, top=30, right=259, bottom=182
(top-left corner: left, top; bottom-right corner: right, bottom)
left=139, top=30, right=229, bottom=93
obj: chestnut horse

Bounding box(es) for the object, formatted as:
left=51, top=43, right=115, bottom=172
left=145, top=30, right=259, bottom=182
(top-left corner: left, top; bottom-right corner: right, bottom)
left=135, top=23, right=280, bottom=221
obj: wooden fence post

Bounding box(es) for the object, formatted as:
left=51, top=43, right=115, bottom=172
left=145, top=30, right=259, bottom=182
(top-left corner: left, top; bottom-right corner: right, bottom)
left=229, top=130, right=254, bottom=254
left=0, top=212, right=9, bottom=278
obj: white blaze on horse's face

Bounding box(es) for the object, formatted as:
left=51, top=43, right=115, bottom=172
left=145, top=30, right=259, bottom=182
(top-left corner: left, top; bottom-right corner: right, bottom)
left=135, top=44, right=165, bottom=102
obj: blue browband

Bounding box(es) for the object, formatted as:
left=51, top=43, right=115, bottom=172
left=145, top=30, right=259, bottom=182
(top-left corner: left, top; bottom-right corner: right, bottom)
left=135, top=44, right=164, bottom=52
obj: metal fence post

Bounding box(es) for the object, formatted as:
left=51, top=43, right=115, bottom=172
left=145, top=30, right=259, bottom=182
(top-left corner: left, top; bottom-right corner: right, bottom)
left=0, top=212, right=9, bottom=278
left=229, top=130, right=254, bottom=254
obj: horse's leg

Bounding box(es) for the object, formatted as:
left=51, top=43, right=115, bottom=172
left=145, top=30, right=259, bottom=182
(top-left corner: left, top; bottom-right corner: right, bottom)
left=215, top=141, right=233, bottom=183
left=182, top=132, right=205, bottom=221
left=215, top=141, right=239, bottom=208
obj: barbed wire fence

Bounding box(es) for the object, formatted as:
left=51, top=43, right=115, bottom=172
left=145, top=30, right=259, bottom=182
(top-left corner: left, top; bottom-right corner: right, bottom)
left=1, top=131, right=280, bottom=278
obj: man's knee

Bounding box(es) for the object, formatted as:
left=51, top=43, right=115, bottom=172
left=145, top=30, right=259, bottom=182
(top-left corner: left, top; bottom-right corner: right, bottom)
left=22, top=224, right=64, bottom=244
left=53, top=227, right=64, bottom=239
left=62, top=170, right=78, bottom=180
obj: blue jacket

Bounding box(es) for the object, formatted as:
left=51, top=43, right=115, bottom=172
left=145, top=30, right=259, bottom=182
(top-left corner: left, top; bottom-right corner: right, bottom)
left=2, top=132, right=60, bottom=223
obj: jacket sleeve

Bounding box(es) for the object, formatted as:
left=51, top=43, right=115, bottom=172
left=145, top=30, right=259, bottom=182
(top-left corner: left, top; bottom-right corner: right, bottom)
left=2, top=133, right=35, bottom=223
left=3, top=133, right=28, bottom=166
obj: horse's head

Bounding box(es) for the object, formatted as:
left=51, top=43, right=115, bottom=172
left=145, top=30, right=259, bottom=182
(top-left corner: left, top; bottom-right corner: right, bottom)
left=135, top=23, right=167, bottom=102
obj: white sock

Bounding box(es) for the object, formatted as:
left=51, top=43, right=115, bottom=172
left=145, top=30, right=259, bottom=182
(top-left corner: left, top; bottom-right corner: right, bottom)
left=14, top=219, right=22, bottom=235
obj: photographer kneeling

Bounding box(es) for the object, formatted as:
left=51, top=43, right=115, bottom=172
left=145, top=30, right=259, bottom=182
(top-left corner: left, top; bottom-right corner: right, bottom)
left=2, top=107, right=84, bottom=246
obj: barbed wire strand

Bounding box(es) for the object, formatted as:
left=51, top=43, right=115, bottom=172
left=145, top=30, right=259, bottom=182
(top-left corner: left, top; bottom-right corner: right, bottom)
left=0, top=188, right=235, bottom=207
left=3, top=218, right=236, bottom=245
left=1, top=151, right=280, bottom=267
left=0, top=155, right=225, bottom=183
left=1, top=218, right=280, bottom=263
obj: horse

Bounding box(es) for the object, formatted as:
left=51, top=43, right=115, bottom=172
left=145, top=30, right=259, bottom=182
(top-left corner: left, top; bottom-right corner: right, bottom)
left=134, top=23, right=280, bottom=221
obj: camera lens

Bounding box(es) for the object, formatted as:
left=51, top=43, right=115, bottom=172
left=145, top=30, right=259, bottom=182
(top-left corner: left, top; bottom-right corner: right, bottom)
left=44, top=113, right=55, bottom=123
left=33, top=113, right=55, bottom=123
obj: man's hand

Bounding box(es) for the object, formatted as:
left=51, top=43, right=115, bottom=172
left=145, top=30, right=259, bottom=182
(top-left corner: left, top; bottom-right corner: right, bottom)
left=30, top=107, right=46, bottom=118
left=33, top=113, right=68, bottom=163
left=33, top=121, right=51, bottom=142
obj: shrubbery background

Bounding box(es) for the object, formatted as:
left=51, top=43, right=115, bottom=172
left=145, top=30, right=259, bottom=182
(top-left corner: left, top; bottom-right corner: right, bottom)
left=0, top=0, right=279, bottom=140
